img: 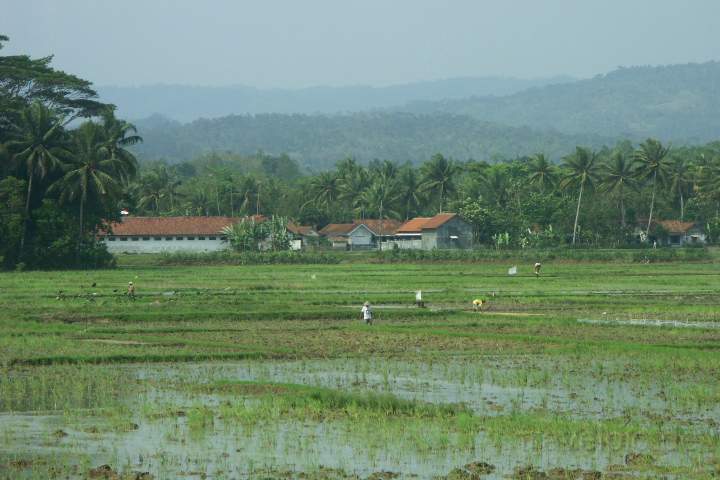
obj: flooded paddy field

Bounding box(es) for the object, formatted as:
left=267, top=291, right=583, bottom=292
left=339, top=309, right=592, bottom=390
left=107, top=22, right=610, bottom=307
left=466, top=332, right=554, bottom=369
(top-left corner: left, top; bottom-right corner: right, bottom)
left=1, top=261, right=719, bottom=478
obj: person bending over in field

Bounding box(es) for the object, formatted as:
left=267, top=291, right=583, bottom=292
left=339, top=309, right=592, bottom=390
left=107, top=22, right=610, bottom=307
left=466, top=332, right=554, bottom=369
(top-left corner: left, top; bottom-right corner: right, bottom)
left=472, top=298, right=485, bottom=311
left=127, top=281, right=136, bottom=300
left=533, top=262, right=542, bottom=278
left=361, top=301, right=373, bottom=325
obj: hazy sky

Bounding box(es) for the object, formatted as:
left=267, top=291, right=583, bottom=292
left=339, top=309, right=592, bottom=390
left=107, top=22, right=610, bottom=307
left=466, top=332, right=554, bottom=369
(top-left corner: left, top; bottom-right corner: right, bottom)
left=3, top=0, right=719, bottom=88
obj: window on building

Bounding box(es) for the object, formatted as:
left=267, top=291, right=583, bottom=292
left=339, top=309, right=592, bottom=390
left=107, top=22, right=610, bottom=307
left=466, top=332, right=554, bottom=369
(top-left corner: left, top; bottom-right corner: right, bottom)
left=198, top=236, right=205, bottom=240
left=220, top=236, right=228, bottom=241
left=120, top=237, right=128, bottom=241
left=107, top=237, right=116, bottom=241
left=154, top=237, right=162, bottom=241
left=670, top=235, right=681, bottom=244
left=186, top=236, right=195, bottom=240
left=165, top=237, right=173, bottom=241
left=131, top=237, right=139, bottom=241
left=176, top=236, right=184, bottom=240
left=209, top=236, right=216, bottom=240
left=142, top=237, right=150, bottom=241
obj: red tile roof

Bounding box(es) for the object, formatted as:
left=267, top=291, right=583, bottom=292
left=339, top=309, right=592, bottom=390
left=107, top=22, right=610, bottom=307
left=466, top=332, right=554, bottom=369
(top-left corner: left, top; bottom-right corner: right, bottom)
left=319, top=223, right=356, bottom=236
left=101, top=216, right=263, bottom=236
left=358, top=219, right=403, bottom=236
left=421, top=213, right=457, bottom=230
left=396, top=217, right=432, bottom=234
left=396, top=213, right=458, bottom=233
left=656, top=220, right=697, bottom=233
left=287, top=222, right=318, bottom=236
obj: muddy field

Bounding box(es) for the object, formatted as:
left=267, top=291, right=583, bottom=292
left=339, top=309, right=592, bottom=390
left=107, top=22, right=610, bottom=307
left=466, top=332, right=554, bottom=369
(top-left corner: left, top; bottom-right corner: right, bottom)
left=1, top=261, right=719, bottom=479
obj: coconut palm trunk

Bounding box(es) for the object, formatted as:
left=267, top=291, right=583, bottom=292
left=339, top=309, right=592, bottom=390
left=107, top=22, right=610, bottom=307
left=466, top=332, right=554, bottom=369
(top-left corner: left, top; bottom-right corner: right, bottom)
left=572, top=178, right=585, bottom=246
left=20, top=174, right=34, bottom=252
left=646, top=170, right=658, bottom=236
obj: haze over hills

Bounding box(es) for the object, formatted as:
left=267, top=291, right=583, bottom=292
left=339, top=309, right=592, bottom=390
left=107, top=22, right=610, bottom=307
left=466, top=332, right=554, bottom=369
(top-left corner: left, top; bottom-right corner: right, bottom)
left=132, top=112, right=610, bottom=170
left=402, top=62, right=720, bottom=142
left=127, top=61, right=720, bottom=168
left=98, top=75, right=575, bottom=121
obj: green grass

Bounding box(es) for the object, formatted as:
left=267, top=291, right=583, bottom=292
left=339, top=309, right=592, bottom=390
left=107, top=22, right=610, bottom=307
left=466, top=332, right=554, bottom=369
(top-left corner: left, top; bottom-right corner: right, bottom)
left=1, top=259, right=720, bottom=478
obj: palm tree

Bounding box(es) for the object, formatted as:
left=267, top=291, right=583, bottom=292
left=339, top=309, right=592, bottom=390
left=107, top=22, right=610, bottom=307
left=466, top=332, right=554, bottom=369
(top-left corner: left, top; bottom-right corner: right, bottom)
left=600, top=151, right=638, bottom=227
left=396, top=167, right=424, bottom=220
left=100, top=111, right=141, bottom=182
left=634, top=138, right=671, bottom=235
left=526, top=153, right=556, bottom=193
left=338, top=168, right=370, bottom=218
left=666, top=155, right=692, bottom=220
left=362, top=176, right=401, bottom=243
left=51, top=122, right=124, bottom=247
left=481, top=167, right=511, bottom=207
left=694, top=158, right=720, bottom=218
left=307, top=171, right=340, bottom=210
left=561, top=147, right=600, bottom=245
left=6, top=103, right=70, bottom=252
left=421, top=153, right=460, bottom=213
left=134, top=169, right=166, bottom=214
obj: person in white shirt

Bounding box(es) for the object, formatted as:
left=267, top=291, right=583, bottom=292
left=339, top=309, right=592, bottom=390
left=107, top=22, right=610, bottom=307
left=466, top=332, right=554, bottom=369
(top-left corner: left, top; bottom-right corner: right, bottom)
left=533, top=262, right=542, bottom=278
left=361, top=301, right=373, bottom=325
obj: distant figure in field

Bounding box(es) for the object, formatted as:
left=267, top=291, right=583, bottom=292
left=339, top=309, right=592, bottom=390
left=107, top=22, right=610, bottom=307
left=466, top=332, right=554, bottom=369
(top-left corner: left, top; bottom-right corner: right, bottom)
left=361, top=301, right=373, bottom=325
left=533, top=262, right=542, bottom=278
left=127, top=281, right=136, bottom=300
left=653, top=240, right=657, bottom=249
left=415, top=290, right=425, bottom=308
left=472, top=298, right=485, bottom=311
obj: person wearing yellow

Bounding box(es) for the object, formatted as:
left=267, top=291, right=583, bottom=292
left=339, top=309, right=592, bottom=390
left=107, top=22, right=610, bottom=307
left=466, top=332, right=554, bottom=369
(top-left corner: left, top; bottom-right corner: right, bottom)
left=472, top=298, right=484, bottom=311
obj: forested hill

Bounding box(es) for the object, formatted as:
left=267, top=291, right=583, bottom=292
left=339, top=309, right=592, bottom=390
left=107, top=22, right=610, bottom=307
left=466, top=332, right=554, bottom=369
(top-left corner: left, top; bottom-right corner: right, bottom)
left=402, top=62, right=720, bottom=143
left=132, top=113, right=609, bottom=169
left=97, top=76, right=573, bottom=121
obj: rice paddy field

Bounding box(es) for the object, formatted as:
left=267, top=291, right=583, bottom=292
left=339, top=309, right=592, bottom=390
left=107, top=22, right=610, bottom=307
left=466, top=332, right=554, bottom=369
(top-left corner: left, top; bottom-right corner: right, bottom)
left=1, top=255, right=720, bottom=479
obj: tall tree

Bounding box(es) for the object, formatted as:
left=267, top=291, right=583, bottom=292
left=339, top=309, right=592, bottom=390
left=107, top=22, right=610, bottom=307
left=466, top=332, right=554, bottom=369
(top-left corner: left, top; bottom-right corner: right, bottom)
left=634, top=138, right=671, bottom=235
left=100, top=111, right=141, bottom=182
left=561, top=147, right=600, bottom=245
left=526, top=153, right=556, bottom=193
left=666, top=155, right=692, bottom=220
left=307, top=171, right=340, bottom=210
left=600, top=151, right=637, bottom=227
left=396, top=167, right=424, bottom=220
left=51, top=122, right=126, bottom=248
left=5, top=102, right=69, bottom=252
left=421, top=153, right=460, bottom=213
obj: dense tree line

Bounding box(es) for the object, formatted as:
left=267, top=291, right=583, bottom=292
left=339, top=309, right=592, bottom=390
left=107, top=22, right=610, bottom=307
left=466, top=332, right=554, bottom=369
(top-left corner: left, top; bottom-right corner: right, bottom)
left=131, top=112, right=608, bottom=169
left=126, top=140, right=720, bottom=248
left=2, top=35, right=720, bottom=271
left=0, top=35, right=140, bottom=269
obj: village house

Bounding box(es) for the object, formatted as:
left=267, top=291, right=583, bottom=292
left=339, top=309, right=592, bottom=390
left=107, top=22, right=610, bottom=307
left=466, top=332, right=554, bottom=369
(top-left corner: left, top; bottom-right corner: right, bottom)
left=287, top=222, right=320, bottom=250
left=319, top=219, right=402, bottom=250
left=382, top=213, right=473, bottom=250
left=655, top=220, right=706, bottom=247
left=100, top=216, right=316, bottom=254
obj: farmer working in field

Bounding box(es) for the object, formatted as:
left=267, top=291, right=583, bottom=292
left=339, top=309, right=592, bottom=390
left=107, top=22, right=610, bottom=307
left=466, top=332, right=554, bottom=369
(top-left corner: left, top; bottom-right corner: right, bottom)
left=361, top=301, right=373, bottom=325
left=534, top=262, right=542, bottom=277
left=127, top=281, right=136, bottom=300
left=472, top=298, right=485, bottom=311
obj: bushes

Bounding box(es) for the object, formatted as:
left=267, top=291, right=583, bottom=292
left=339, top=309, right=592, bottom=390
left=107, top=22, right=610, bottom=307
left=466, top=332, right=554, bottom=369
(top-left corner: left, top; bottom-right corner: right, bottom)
left=156, top=250, right=342, bottom=265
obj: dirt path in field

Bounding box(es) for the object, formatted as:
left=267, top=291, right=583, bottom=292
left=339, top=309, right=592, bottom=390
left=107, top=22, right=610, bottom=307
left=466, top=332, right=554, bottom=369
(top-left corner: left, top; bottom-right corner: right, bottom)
left=79, top=339, right=149, bottom=345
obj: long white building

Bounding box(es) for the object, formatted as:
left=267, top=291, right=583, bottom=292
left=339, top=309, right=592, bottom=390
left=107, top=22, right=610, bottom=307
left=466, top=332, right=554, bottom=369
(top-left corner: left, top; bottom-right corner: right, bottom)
left=100, top=216, right=240, bottom=254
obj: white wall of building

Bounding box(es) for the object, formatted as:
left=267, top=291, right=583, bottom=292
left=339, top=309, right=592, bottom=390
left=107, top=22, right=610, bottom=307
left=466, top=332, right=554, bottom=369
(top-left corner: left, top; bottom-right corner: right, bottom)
left=104, top=236, right=229, bottom=254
